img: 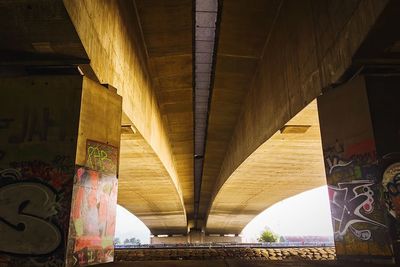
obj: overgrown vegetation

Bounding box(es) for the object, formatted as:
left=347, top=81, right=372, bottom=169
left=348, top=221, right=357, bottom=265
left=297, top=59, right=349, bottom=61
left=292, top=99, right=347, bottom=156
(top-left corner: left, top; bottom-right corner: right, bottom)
left=257, top=229, right=279, bottom=243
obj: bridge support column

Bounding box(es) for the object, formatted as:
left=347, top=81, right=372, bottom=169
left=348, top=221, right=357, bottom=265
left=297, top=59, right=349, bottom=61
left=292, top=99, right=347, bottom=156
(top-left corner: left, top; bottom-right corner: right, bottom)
left=318, top=74, right=400, bottom=263
left=150, top=234, right=189, bottom=245
left=204, top=234, right=242, bottom=244
left=150, top=232, right=242, bottom=244
left=0, top=73, right=122, bottom=267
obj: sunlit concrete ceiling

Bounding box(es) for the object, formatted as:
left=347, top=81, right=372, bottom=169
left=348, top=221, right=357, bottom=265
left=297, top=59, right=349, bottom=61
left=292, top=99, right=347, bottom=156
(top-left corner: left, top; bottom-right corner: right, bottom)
left=119, top=114, right=187, bottom=234
left=199, top=0, right=282, bottom=221
left=206, top=101, right=326, bottom=234
left=134, top=0, right=194, bottom=217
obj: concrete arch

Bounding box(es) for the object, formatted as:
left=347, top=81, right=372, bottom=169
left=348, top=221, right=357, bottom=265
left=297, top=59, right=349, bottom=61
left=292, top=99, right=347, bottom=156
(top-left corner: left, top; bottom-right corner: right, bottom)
left=64, top=0, right=191, bottom=232
left=206, top=101, right=326, bottom=234
left=119, top=114, right=186, bottom=234
left=201, top=0, right=391, bottom=230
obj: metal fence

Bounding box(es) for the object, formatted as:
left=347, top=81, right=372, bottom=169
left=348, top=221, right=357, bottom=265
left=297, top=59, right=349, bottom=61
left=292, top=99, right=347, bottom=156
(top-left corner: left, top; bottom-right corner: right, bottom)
left=115, top=241, right=334, bottom=249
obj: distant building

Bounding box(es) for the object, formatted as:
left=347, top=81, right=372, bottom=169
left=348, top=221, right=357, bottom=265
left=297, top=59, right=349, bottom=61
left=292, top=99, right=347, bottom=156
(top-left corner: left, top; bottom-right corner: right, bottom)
left=279, top=236, right=334, bottom=244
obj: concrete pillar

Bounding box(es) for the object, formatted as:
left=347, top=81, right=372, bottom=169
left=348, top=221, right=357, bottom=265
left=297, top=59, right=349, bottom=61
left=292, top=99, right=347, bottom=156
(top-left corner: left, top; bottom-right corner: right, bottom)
left=204, top=234, right=242, bottom=243
left=188, top=230, right=204, bottom=244
left=318, top=75, right=399, bottom=263
left=150, top=232, right=242, bottom=245
left=0, top=73, right=122, bottom=267
left=150, top=235, right=188, bottom=245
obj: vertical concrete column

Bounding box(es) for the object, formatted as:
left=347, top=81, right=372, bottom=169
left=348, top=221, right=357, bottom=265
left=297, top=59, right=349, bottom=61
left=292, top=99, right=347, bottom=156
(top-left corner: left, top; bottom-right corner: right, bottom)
left=0, top=74, right=122, bottom=267
left=365, top=75, right=400, bottom=263
left=188, top=231, right=204, bottom=244
left=318, top=75, right=397, bottom=262
left=0, top=75, right=83, bottom=267
left=66, top=77, right=122, bottom=266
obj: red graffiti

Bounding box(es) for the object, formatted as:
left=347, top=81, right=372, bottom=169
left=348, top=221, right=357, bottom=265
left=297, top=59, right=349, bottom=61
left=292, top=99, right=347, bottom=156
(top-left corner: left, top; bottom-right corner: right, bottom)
left=68, top=166, right=117, bottom=266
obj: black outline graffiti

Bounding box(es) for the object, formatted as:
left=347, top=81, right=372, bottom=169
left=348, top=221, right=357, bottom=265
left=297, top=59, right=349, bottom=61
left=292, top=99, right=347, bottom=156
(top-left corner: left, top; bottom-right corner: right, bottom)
left=0, top=169, right=63, bottom=256
left=329, top=180, right=386, bottom=241
left=325, top=157, right=353, bottom=174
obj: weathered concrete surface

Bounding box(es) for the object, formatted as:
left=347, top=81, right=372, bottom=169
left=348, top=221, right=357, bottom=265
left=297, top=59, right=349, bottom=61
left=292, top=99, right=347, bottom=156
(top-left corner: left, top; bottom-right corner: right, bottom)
left=201, top=0, right=392, bottom=231
left=0, top=0, right=187, bottom=234
left=199, top=0, right=282, bottom=221
left=318, top=76, right=395, bottom=258
left=151, top=233, right=241, bottom=244
left=134, top=0, right=194, bottom=219
left=76, top=78, right=122, bottom=166
left=0, top=0, right=88, bottom=64
left=119, top=119, right=186, bottom=234
left=206, top=101, right=326, bottom=234
left=63, top=0, right=188, bottom=232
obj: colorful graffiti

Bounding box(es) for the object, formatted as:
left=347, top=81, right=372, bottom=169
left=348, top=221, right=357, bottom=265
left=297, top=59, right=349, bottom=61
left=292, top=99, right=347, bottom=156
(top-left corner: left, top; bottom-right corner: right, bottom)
left=67, top=165, right=118, bottom=266
left=0, top=75, right=85, bottom=266
left=383, top=162, right=400, bottom=219
left=324, top=139, right=390, bottom=248
left=0, top=181, right=61, bottom=254
left=86, top=140, right=118, bottom=175
left=324, top=139, right=378, bottom=183
left=0, top=160, right=73, bottom=266
left=328, top=180, right=386, bottom=240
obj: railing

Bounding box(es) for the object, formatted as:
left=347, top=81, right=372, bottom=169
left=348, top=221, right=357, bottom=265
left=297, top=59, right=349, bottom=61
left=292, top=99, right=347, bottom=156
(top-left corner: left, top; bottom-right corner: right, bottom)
left=115, top=241, right=335, bottom=249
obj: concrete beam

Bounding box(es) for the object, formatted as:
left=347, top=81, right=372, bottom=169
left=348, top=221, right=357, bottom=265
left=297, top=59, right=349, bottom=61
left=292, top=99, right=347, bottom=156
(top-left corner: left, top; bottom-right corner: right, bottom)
left=63, top=0, right=188, bottom=232
left=0, top=0, right=88, bottom=65
left=119, top=116, right=187, bottom=234
left=206, top=101, right=325, bottom=234
left=134, top=0, right=194, bottom=218
left=150, top=233, right=242, bottom=244
left=204, top=0, right=392, bottom=230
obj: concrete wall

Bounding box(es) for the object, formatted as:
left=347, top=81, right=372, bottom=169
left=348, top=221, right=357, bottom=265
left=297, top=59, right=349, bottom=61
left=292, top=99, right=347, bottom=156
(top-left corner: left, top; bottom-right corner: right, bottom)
left=365, top=75, right=400, bottom=262
left=318, top=76, right=393, bottom=260
left=66, top=78, right=122, bottom=266
left=0, top=75, right=122, bottom=266
left=151, top=236, right=188, bottom=245
left=151, top=234, right=242, bottom=244
left=0, top=75, right=83, bottom=266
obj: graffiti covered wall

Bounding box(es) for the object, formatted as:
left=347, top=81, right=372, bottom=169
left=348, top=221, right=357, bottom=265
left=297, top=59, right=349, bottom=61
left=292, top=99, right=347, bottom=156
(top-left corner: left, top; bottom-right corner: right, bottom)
left=318, top=76, right=393, bottom=259
left=86, top=140, right=118, bottom=175
left=324, top=139, right=392, bottom=256
left=66, top=142, right=118, bottom=266
left=366, top=75, right=400, bottom=261
left=0, top=75, right=83, bottom=266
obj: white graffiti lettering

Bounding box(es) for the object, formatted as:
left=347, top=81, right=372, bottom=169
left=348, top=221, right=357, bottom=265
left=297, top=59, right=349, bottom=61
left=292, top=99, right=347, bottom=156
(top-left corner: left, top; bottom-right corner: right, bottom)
left=328, top=180, right=386, bottom=241
left=0, top=182, right=61, bottom=255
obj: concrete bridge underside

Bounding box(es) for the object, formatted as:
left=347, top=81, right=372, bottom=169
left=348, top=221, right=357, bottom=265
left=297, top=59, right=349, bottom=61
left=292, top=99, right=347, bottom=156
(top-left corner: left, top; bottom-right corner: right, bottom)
left=2, top=0, right=400, bottom=238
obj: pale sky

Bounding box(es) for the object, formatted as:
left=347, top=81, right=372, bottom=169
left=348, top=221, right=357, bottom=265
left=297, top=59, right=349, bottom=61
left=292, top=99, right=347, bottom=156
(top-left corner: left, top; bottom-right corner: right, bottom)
left=241, top=185, right=334, bottom=242
left=115, top=185, right=333, bottom=244
left=115, top=205, right=151, bottom=244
